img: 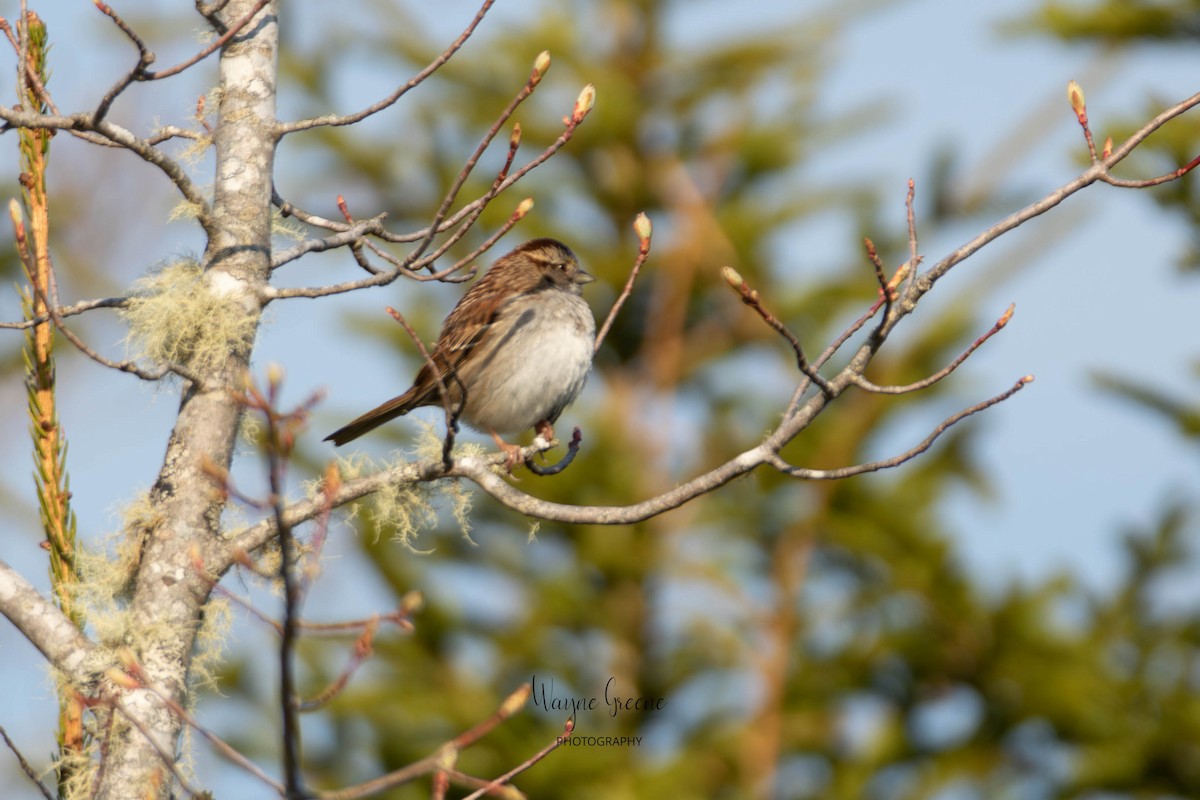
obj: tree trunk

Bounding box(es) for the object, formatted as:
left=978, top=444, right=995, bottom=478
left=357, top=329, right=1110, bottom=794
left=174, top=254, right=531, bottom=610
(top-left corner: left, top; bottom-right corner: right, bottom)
left=92, top=3, right=279, bottom=798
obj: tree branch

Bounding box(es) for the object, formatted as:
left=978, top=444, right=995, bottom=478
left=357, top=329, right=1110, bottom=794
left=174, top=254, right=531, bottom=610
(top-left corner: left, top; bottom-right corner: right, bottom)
left=276, top=0, right=496, bottom=135
left=0, top=558, right=108, bottom=689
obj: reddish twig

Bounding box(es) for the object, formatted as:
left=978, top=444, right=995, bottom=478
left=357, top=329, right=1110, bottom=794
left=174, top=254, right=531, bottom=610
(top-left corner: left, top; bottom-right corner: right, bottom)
left=387, top=306, right=462, bottom=469
left=407, top=52, right=551, bottom=268
left=453, top=684, right=533, bottom=751
left=461, top=717, right=574, bottom=800
left=299, top=620, right=377, bottom=712
left=1100, top=150, right=1200, bottom=188
left=313, top=686, right=536, bottom=800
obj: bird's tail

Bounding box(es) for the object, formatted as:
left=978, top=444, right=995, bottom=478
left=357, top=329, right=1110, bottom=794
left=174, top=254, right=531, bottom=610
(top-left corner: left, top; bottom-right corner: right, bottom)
left=324, top=391, right=417, bottom=446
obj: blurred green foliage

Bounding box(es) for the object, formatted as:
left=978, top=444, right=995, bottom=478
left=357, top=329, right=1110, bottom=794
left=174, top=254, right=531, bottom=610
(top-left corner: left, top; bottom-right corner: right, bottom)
left=210, top=2, right=1200, bottom=799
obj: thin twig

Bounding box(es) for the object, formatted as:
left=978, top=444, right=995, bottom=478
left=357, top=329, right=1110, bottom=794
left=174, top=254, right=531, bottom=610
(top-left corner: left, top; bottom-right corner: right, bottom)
left=375, top=108, right=587, bottom=244
left=271, top=215, right=387, bottom=270
left=0, top=105, right=215, bottom=234
left=92, top=0, right=154, bottom=123
left=137, top=681, right=287, bottom=794
left=272, top=105, right=580, bottom=251
left=401, top=195, right=532, bottom=281
left=298, top=621, right=376, bottom=712
left=0, top=723, right=55, bottom=800
left=0, top=294, right=125, bottom=329
left=110, top=699, right=208, bottom=798
left=853, top=303, right=1014, bottom=394
left=316, top=686, right=535, bottom=800
left=262, top=198, right=530, bottom=301
left=594, top=214, right=652, bottom=353
left=917, top=89, right=1200, bottom=294
left=407, top=54, right=546, bottom=267
left=277, top=0, right=495, bottom=135
left=720, top=265, right=833, bottom=395
left=903, top=177, right=920, bottom=298
left=862, top=236, right=894, bottom=338
left=93, top=0, right=271, bottom=123
left=387, top=306, right=462, bottom=470
left=1100, top=150, right=1200, bottom=188
left=453, top=684, right=532, bottom=750
left=461, top=718, right=573, bottom=800
left=767, top=376, right=1033, bottom=479
left=144, top=0, right=271, bottom=80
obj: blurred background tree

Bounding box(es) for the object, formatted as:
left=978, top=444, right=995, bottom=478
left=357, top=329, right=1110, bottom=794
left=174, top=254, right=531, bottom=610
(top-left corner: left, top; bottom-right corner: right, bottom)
left=210, top=2, right=1200, bottom=799
left=1, top=1, right=1197, bottom=798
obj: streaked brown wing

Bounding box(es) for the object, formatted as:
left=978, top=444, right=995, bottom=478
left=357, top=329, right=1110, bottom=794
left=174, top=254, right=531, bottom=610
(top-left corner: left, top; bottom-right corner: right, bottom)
left=404, top=269, right=518, bottom=406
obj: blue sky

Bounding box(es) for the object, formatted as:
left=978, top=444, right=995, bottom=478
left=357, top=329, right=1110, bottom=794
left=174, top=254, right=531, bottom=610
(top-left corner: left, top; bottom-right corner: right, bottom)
left=1, top=0, right=1198, bottom=794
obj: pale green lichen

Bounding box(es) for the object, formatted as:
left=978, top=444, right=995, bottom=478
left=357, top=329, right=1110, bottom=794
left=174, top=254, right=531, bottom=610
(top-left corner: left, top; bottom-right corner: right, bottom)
left=70, top=493, right=160, bottom=646
left=333, top=424, right=480, bottom=549
left=167, top=199, right=206, bottom=222
left=53, top=491, right=236, bottom=797
left=191, top=594, right=232, bottom=694
left=271, top=208, right=306, bottom=241
left=120, top=259, right=256, bottom=375
left=50, top=743, right=96, bottom=800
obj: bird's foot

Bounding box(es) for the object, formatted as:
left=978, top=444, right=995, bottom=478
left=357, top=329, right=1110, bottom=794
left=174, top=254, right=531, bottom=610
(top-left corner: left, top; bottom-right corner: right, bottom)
left=490, top=430, right=525, bottom=475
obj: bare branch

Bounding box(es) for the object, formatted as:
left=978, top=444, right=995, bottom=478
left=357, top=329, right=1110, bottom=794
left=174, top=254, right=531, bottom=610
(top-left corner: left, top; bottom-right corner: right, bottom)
left=917, top=90, right=1200, bottom=297
left=376, top=102, right=590, bottom=245
left=767, top=376, right=1034, bottom=479
left=314, top=684, right=535, bottom=800
left=146, top=0, right=271, bottom=80
left=260, top=198, right=531, bottom=301
left=1100, top=150, right=1200, bottom=188
left=461, top=717, right=572, bottom=800
left=0, top=105, right=214, bottom=233
left=853, top=303, right=1014, bottom=395
left=406, top=52, right=549, bottom=266
left=277, top=0, right=496, bottom=135
left=270, top=215, right=387, bottom=270
left=91, top=0, right=155, bottom=123
left=0, top=723, right=55, bottom=800
left=298, top=621, right=376, bottom=712
left=93, top=0, right=271, bottom=123
left=720, top=265, right=833, bottom=395
left=0, top=558, right=108, bottom=688
left=0, top=294, right=126, bottom=329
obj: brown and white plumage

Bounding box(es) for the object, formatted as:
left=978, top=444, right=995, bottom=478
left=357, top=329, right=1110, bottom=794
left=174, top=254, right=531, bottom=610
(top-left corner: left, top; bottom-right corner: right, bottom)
left=325, top=238, right=596, bottom=453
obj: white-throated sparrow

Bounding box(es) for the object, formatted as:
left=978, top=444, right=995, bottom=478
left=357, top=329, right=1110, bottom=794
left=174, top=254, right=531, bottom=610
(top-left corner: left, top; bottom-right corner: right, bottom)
left=325, top=238, right=596, bottom=468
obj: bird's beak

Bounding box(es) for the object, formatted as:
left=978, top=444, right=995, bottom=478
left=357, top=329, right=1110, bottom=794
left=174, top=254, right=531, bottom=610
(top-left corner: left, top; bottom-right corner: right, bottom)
left=573, top=269, right=596, bottom=285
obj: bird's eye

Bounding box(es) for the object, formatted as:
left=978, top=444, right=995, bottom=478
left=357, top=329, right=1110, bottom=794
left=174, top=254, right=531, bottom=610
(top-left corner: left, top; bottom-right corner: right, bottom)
left=554, top=262, right=568, bottom=271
